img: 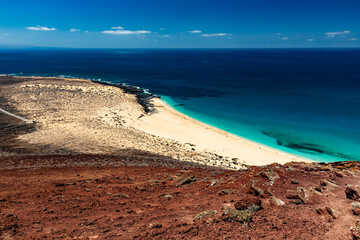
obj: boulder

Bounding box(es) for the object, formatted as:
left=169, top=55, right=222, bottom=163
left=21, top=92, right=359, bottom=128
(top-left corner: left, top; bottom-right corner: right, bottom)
left=218, top=189, right=233, bottom=196
left=351, top=220, right=360, bottom=240
left=222, top=207, right=252, bottom=225
left=286, top=187, right=309, bottom=203
left=346, top=185, right=360, bottom=200
left=270, top=196, right=285, bottom=206
left=194, top=210, right=217, bottom=221
left=176, top=176, right=197, bottom=187
left=234, top=195, right=262, bottom=212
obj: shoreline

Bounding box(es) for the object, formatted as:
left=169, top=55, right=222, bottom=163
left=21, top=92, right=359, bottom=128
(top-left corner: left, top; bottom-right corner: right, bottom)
left=158, top=98, right=310, bottom=161
left=0, top=75, right=310, bottom=166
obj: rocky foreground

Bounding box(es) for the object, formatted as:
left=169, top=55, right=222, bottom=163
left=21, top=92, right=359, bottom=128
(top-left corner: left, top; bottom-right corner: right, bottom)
left=1, top=155, right=360, bottom=239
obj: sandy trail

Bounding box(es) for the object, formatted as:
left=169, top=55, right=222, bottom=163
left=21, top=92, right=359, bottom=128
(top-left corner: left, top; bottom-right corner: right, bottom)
left=0, top=107, right=33, bottom=123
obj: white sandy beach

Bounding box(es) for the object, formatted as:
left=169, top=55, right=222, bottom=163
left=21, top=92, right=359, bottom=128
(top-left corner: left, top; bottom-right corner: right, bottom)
left=134, top=98, right=309, bottom=166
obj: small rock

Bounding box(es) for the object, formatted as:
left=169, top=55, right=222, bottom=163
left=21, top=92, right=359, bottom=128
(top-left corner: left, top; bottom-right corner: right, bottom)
left=297, top=187, right=309, bottom=203
left=113, top=193, right=129, bottom=199
left=250, top=182, right=265, bottom=198
left=160, top=194, right=173, bottom=199
left=291, top=179, right=299, bottom=184
left=286, top=190, right=300, bottom=199
left=257, top=168, right=279, bottom=181
left=149, top=223, right=162, bottom=229
left=270, top=196, right=285, bottom=206
left=325, top=207, right=338, bottom=219
left=316, top=207, right=327, bottom=215
left=353, top=209, right=360, bottom=216
left=211, top=180, right=218, bottom=186
left=316, top=206, right=337, bottom=219
left=346, top=185, right=360, bottom=200
left=320, top=179, right=338, bottom=188
left=352, top=202, right=360, bottom=209
left=222, top=207, right=252, bottom=225
left=176, top=176, right=197, bottom=187
left=234, top=196, right=262, bottom=212
left=351, top=220, right=360, bottom=239
left=286, top=188, right=309, bottom=203
left=218, top=189, right=233, bottom=196
left=194, top=210, right=217, bottom=221
left=84, top=188, right=90, bottom=192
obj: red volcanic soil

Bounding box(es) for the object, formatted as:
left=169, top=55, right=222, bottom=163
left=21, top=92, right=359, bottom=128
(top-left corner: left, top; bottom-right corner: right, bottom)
left=1, top=155, right=360, bottom=239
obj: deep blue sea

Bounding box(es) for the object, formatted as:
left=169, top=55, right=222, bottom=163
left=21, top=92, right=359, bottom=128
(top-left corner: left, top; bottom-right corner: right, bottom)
left=0, top=48, right=359, bottom=162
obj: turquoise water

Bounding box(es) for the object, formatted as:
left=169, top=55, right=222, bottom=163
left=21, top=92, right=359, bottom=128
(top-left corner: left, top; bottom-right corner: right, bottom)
left=1, top=48, right=359, bottom=162
left=161, top=93, right=360, bottom=162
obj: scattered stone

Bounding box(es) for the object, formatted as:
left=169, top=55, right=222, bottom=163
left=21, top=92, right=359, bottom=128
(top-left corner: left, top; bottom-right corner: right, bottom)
left=250, top=182, right=265, bottom=198
left=257, top=168, right=279, bottom=181
left=316, top=206, right=337, bottom=219
left=316, top=207, right=327, bottom=216
left=55, top=182, right=76, bottom=187
left=351, top=220, right=360, bottom=239
left=234, top=196, right=262, bottom=212
left=270, top=196, right=285, bottom=206
left=286, top=190, right=300, bottom=200
left=218, top=189, right=233, bottom=196
left=332, top=170, right=346, bottom=178
left=160, top=194, right=173, bottom=199
left=222, top=207, right=252, bottom=225
left=325, top=207, right=338, bottom=219
left=211, top=180, right=218, bottom=187
left=352, top=202, right=360, bottom=215
left=84, top=188, right=90, bottom=192
left=149, top=223, right=162, bottom=229
left=286, top=188, right=309, bottom=203
left=320, top=179, right=338, bottom=188
left=176, top=176, right=197, bottom=187
left=345, top=185, right=360, bottom=200
left=291, top=179, right=299, bottom=184
left=194, top=210, right=218, bottom=221
left=346, top=185, right=360, bottom=200
left=297, top=187, right=309, bottom=203
left=352, top=202, right=360, bottom=209
left=309, top=187, right=323, bottom=196
left=113, top=193, right=129, bottom=199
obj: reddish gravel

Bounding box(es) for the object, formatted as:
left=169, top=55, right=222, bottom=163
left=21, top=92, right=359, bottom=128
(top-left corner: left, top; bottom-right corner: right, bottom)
left=1, top=155, right=360, bottom=239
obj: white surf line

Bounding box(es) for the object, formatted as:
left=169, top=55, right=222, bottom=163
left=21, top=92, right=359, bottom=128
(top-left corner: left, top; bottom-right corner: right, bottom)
left=0, top=108, right=34, bottom=124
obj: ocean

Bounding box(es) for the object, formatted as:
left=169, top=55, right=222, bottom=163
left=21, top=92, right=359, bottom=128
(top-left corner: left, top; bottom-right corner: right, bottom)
left=0, top=48, right=359, bottom=162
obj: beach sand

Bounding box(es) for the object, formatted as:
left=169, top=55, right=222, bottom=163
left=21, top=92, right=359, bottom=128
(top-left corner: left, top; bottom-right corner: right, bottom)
left=0, top=76, right=309, bottom=168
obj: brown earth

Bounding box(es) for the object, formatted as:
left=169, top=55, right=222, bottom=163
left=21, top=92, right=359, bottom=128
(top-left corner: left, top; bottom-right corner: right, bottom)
left=1, top=155, right=360, bottom=239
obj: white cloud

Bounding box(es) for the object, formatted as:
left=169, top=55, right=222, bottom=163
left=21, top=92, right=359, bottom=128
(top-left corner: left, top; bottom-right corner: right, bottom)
left=325, top=30, right=350, bottom=35
left=189, top=30, right=202, bottom=33
left=2, top=33, right=9, bottom=36
left=325, top=30, right=351, bottom=37
left=281, top=37, right=288, bottom=40
left=26, top=25, right=56, bottom=31
left=276, top=33, right=282, bottom=36
left=306, top=38, right=315, bottom=42
left=160, top=28, right=166, bottom=30
left=201, top=33, right=231, bottom=37
left=102, top=30, right=151, bottom=35
left=162, top=34, right=170, bottom=37
left=349, top=38, right=357, bottom=41
left=70, top=28, right=80, bottom=32
left=111, top=26, right=124, bottom=30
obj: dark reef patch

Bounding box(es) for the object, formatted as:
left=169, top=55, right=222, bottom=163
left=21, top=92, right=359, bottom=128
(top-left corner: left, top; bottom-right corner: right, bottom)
left=262, top=130, right=356, bottom=161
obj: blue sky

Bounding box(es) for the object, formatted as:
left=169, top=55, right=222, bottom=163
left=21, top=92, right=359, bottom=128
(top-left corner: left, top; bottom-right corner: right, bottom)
left=0, top=0, right=359, bottom=48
